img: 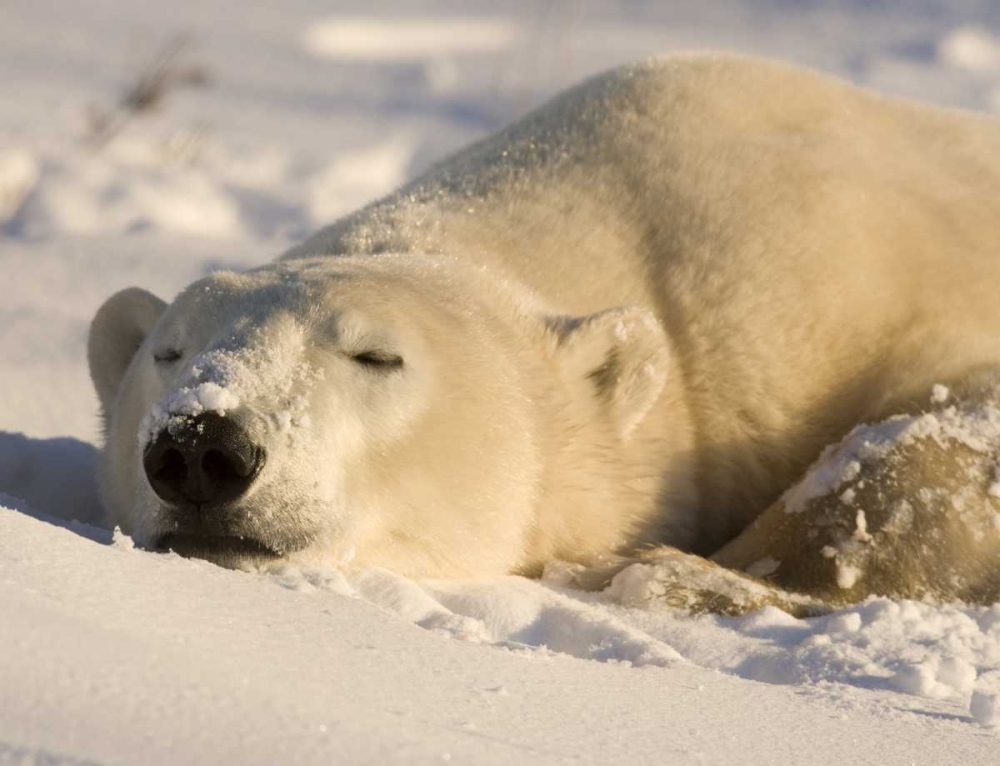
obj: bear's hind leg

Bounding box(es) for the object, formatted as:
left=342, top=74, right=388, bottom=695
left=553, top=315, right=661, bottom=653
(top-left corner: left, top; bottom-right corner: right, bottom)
left=712, top=380, right=1000, bottom=607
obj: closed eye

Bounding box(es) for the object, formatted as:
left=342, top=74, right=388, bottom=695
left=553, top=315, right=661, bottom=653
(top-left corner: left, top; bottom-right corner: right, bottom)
left=153, top=349, right=182, bottom=364
left=351, top=350, right=404, bottom=372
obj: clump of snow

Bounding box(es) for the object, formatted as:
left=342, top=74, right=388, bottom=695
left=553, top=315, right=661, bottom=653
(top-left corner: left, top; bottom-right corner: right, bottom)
left=971, top=690, right=1000, bottom=727
left=784, top=453, right=864, bottom=515
left=836, top=562, right=861, bottom=589
left=931, top=383, right=950, bottom=404
left=195, top=381, right=241, bottom=412
left=825, top=611, right=862, bottom=634
left=140, top=382, right=242, bottom=447
left=112, top=526, right=135, bottom=550
left=852, top=509, right=872, bottom=543
left=892, top=654, right=978, bottom=698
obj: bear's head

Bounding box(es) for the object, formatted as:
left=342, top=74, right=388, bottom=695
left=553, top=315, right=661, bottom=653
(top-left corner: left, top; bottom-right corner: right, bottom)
left=88, top=254, right=682, bottom=577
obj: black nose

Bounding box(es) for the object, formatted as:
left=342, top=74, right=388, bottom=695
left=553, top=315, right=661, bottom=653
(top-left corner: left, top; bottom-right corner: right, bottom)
left=143, top=412, right=264, bottom=507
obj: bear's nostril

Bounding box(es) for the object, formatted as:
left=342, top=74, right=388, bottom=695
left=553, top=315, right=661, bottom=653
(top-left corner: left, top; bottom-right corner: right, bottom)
left=143, top=445, right=191, bottom=506
left=200, top=447, right=259, bottom=505
left=155, top=448, right=188, bottom=487
left=202, top=448, right=248, bottom=481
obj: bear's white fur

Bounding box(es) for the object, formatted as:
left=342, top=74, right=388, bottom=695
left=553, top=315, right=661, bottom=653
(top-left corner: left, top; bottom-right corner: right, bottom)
left=90, top=54, right=1000, bottom=590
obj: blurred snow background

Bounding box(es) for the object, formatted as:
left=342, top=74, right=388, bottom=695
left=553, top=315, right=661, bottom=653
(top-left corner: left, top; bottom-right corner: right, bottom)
left=4, top=1, right=1000, bottom=763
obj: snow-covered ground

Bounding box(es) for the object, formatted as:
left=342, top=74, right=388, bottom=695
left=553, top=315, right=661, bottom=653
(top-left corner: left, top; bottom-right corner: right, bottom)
left=4, top=1, right=1000, bottom=763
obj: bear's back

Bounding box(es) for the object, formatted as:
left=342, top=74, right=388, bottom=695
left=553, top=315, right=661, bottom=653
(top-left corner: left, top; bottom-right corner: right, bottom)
left=288, top=55, right=1000, bottom=542
left=289, top=53, right=1000, bottom=318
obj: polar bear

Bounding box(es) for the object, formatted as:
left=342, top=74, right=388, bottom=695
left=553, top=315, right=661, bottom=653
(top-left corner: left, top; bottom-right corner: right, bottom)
left=89, top=53, right=1000, bottom=609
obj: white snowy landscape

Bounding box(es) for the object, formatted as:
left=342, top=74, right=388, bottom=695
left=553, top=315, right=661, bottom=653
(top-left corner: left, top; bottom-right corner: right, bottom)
left=5, top=1, right=1000, bottom=763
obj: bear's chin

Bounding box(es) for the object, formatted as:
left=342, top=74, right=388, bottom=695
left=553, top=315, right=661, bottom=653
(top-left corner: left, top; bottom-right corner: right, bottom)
left=152, top=532, right=283, bottom=571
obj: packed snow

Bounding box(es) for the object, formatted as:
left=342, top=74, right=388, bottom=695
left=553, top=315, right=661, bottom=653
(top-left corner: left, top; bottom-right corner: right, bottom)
left=4, top=1, right=1000, bottom=763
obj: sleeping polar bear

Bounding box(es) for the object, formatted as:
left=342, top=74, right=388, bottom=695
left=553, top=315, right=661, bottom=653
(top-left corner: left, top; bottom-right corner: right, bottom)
left=89, top=54, right=1000, bottom=612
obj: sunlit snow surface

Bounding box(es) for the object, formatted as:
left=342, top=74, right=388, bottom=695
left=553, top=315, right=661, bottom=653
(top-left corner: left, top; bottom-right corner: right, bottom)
left=4, top=1, right=1000, bottom=763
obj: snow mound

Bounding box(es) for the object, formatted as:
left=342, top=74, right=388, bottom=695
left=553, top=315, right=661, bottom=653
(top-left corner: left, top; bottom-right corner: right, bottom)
left=4, top=497, right=1000, bottom=766
left=271, top=548, right=1000, bottom=720
left=727, top=598, right=998, bottom=701
left=6, top=503, right=997, bottom=765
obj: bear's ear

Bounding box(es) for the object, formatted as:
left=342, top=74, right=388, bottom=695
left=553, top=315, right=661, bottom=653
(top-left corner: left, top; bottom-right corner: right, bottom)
left=548, top=307, right=670, bottom=439
left=88, top=287, right=167, bottom=414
